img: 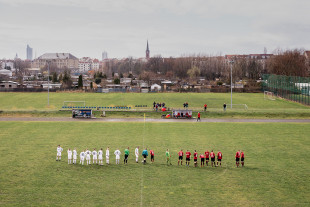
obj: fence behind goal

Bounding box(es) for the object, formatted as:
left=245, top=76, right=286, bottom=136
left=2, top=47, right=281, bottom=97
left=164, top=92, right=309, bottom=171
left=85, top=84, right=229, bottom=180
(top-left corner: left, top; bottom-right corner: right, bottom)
left=262, top=74, right=310, bottom=105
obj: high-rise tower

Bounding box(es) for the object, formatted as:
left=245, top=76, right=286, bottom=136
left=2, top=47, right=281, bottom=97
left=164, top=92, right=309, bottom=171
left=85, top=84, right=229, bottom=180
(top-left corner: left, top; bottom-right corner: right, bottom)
left=146, top=40, right=150, bottom=59
left=26, top=44, right=33, bottom=60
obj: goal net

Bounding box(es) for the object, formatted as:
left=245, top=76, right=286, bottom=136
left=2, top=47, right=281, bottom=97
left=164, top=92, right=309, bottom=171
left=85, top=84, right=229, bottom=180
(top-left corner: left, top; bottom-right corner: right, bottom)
left=63, top=101, right=86, bottom=108
left=228, top=104, right=248, bottom=110
left=264, top=91, right=276, bottom=100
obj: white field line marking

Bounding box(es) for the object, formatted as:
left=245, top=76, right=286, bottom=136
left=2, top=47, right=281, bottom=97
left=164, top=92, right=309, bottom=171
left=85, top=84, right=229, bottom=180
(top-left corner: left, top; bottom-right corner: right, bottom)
left=140, top=114, right=146, bottom=207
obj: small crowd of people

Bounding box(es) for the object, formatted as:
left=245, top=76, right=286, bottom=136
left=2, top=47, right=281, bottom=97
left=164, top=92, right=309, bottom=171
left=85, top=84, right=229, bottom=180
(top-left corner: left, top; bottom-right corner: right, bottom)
left=56, top=145, right=245, bottom=167
left=183, top=102, right=189, bottom=108
left=153, top=101, right=166, bottom=111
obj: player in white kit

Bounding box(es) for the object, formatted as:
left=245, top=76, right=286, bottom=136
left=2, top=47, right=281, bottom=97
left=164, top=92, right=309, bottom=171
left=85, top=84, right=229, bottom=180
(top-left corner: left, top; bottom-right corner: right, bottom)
left=135, top=146, right=139, bottom=163
left=92, top=148, right=98, bottom=164
left=114, top=148, right=121, bottom=164
left=73, top=148, right=77, bottom=164
left=80, top=150, right=85, bottom=165
left=98, top=148, right=103, bottom=165
left=67, top=148, right=72, bottom=164
left=56, top=145, right=63, bottom=161
left=106, top=147, right=110, bottom=164
left=85, top=149, right=91, bottom=165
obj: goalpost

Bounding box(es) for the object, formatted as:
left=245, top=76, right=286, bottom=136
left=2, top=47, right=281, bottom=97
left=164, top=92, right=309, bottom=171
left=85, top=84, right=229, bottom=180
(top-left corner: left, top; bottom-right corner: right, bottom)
left=228, top=104, right=248, bottom=110
left=63, top=101, right=86, bottom=107
left=264, top=91, right=276, bottom=101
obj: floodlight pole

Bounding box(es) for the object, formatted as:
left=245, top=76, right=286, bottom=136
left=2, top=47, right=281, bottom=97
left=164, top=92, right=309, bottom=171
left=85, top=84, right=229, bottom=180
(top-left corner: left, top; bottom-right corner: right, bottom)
left=47, top=61, right=50, bottom=106
left=230, top=60, right=234, bottom=109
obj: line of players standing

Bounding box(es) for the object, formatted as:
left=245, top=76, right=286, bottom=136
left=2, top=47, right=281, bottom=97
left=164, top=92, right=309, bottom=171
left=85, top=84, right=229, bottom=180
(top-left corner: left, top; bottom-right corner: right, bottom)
left=56, top=145, right=245, bottom=167
left=173, top=149, right=245, bottom=167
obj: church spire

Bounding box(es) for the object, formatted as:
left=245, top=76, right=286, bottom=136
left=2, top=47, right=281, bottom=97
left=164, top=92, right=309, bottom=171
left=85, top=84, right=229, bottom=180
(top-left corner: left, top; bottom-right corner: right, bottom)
left=146, top=40, right=150, bottom=59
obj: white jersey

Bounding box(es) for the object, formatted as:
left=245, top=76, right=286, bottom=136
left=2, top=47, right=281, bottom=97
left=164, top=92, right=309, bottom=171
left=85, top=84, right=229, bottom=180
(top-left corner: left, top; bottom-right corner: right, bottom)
left=57, top=147, right=63, bottom=156
left=80, top=151, right=85, bottom=160
left=92, top=151, right=97, bottom=157
left=106, top=149, right=110, bottom=157
left=67, top=150, right=72, bottom=158
left=98, top=150, right=103, bottom=159
left=85, top=150, right=91, bottom=160
left=135, top=148, right=139, bottom=157
left=73, top=150, right=77, bottom=159
left=114, top=150, right=121, bottom=159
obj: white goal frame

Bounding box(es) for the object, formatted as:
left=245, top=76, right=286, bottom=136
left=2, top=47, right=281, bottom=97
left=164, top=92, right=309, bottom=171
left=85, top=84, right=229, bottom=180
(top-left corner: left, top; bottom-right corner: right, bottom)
left=228, top=104, right=248, bottom=110
left=63, top=101, right=86, bottom=107
left=264, top=91, right=276, bottom=100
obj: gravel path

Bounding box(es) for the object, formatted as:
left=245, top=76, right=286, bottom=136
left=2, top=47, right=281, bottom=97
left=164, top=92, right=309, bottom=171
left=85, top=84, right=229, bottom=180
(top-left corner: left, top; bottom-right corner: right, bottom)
left=0, top=117, right=310, bottom=123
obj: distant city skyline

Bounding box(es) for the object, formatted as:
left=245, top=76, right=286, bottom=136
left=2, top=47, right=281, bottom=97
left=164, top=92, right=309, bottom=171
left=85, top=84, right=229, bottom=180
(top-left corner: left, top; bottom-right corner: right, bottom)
left=0, top=0, right=309, bottom=60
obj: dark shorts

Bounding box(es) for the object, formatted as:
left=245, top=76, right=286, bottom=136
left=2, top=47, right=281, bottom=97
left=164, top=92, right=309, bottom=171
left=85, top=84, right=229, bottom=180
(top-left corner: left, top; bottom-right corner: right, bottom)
left=206, top=158, right=209, bottom=161
left=194, top=158, right=197, bottom=162
left=143, top=155, right=147, bottom=158
left=211, top=157, right=215, bottom=162
left=125, top=154, right=128, bottom=159
left=151, top=155, right=154, bottom=159
left=236, top=158, right=240, bottom=162
left=217, top=158, right=221, bottom=161
left=201, top=158, right=205, bottom=162
left=179, top=156, right=183, bottom=160
left=241, top=157, right=244, bottom=162
left=186, top=157, right=190, bottom=161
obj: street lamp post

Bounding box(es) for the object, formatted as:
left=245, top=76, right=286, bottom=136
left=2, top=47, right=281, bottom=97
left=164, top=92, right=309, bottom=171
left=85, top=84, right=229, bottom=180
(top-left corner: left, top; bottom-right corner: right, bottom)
left=47, top=61, right=50, bottom=106
left=230, top=60, right=234, bottom=109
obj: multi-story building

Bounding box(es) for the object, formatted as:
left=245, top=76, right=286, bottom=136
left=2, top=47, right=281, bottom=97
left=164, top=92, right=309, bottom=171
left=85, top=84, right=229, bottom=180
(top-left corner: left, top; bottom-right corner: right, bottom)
left=78, top=57, right=100, bottom=72
left=26, top=45, right=33, bottom=60
left=102, top=51, right=108, bottom=61
left=32, top=53, right=79, bottom=70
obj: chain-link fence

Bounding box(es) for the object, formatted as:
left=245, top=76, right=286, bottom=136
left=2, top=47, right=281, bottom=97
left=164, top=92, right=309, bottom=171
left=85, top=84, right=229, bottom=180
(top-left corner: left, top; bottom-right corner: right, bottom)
left=262, top=74, right=310, bottom=105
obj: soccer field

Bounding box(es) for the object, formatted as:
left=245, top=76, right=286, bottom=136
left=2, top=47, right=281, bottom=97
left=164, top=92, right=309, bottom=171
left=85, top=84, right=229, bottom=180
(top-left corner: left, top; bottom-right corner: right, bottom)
left=0, top=121, right=309, bottom=206
left=0, top=92, right=309, bottom=119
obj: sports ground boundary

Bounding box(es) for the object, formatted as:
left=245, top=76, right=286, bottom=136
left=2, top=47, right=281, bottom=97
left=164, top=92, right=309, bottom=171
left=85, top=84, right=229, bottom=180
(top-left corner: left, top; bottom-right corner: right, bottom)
left=0, top=117, right=310, bottom=123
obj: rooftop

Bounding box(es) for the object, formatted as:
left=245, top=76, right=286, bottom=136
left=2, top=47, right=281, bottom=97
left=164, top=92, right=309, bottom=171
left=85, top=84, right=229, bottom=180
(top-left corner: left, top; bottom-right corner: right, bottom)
left=38, top=53, right=78, bottom=60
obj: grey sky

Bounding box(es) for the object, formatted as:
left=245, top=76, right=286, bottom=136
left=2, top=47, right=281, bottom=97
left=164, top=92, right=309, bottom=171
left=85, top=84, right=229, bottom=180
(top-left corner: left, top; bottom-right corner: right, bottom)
left=0, top=0, right=309, bottom=59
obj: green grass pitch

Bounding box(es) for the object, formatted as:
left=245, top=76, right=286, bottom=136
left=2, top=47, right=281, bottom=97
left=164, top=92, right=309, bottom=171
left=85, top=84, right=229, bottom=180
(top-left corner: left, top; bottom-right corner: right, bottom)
left=0, top=92, right=308, bottom=112
left=0, top=121, right=309, bottom=206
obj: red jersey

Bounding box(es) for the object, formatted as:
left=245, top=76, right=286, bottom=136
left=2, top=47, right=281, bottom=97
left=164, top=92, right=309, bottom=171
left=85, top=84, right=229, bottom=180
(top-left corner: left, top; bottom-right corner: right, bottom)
left=217, top=152, right=222, bottom=159
left=150, top=150, right=154, bottom=156
left=210, top=152, right=215, bottom=158
left=205, top=151, right=209, bottom=158
left=241, top=152, right=244, bottom=158
left=186, top=151, right=191, bottom=158
left=236, top=151, right=240, bottom=158
left=198, top=113, right=200, bottom=118
left=178, top=151, right=184, bottom=156
left=204, top=104, right=207, bottom=108
left=194, top=152, right=198, bottom=159
left=199, top=154, right=204, bottom=159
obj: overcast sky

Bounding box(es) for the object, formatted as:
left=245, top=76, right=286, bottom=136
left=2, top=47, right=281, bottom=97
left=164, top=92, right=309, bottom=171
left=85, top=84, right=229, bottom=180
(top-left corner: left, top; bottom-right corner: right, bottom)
left=0, top=0, right=309, bottom=60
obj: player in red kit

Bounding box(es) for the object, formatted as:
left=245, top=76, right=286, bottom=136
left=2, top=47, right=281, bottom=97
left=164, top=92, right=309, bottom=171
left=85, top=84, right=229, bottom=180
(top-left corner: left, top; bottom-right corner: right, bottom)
left=217, top=151, right=222, bottom=167
left=204, top=104, right=207, bottom=111
left=185, top=150, right=191, bottom=166
left=205, top=150, right=209, bottom=166
left=197, top=112, right=201, bottom=122
left=241, top=151, right=245, bottom=167
left=235, top=150, right=241, bottom=167
left=199, top=154, right=205, bottom=167
left=210, top=150, right=215, bottom=167
left=178, top=149, right=184, bottom=166
left=193, top=150, right=198, bottom=167
left=150, top=149, right=155, bottom=163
